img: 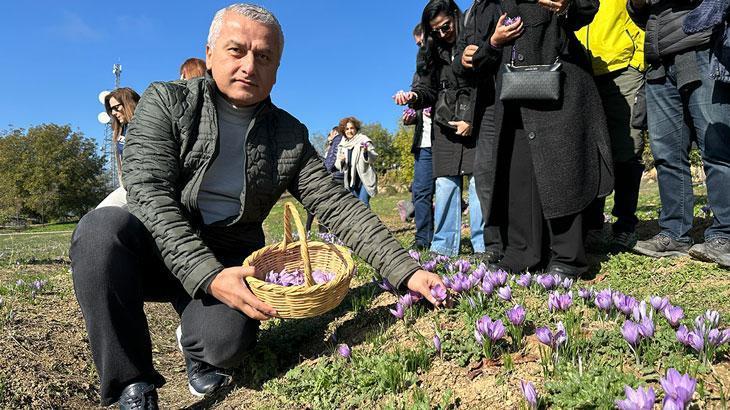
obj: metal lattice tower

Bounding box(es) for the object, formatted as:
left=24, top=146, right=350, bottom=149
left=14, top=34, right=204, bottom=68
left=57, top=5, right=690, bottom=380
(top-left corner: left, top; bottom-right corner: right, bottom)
left=103, top=63, right=123, bottom=189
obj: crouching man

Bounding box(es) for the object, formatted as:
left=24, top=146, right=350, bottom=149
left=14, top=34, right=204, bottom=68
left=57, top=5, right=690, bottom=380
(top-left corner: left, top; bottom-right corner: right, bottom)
left=70, top=4, right=443, bottom=409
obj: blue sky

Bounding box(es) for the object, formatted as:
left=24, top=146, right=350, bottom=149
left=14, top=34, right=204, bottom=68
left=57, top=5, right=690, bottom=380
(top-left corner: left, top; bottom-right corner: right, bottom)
left=0, top=1, right=470, bottom=150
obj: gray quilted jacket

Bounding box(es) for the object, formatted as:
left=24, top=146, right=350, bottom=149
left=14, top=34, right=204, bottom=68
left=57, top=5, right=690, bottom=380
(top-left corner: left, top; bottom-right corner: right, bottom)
left=123, top=76, right=420, bottom=297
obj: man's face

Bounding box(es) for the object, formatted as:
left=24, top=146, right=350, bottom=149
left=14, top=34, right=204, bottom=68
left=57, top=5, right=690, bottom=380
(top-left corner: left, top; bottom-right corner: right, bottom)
left=429, top=12, right=456, bottom=44
left=206, top=11, right=280, bottom=106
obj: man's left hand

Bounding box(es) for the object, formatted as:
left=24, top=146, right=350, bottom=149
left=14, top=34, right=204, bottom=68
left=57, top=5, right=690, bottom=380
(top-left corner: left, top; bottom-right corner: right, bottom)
left=406, top=269, right=446, bottom=306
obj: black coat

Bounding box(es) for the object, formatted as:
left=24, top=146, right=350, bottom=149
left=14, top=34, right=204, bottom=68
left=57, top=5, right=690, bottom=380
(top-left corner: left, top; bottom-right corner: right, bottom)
left=410, top=25, right=478, bottom=178
left=455, top=0, right=614, bottom=220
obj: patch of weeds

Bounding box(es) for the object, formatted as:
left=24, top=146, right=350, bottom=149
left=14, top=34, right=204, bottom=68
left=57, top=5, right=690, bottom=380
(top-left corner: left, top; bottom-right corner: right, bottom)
left=348, top=283, right=378, bottom=314
left=265, top=346, right=433, bottom=408
left=545, top=362, right=640, bottom=409
left=364, top=323, right=390, bottom=349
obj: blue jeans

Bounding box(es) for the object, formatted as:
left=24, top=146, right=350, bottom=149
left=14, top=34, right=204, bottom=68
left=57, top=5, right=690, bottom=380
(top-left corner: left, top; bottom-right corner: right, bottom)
left=412, top=148, right=434, bottom=248
left=647, top=49, right=730, bottom=242
left=430, top=175, right=485, bottom=256
left=349, top=184, right=370, bottom=208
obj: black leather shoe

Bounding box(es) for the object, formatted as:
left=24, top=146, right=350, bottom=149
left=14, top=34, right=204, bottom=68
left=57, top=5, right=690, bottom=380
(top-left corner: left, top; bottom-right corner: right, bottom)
left=185, top=355, right=232, bottom=397
left=119, top=382, right=158, bottom=410
left=545, top=265, right=580, bottom=281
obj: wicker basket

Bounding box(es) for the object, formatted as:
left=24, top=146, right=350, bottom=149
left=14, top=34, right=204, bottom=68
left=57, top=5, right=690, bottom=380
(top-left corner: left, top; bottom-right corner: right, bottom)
left=243, top=202, right=355, bottom=319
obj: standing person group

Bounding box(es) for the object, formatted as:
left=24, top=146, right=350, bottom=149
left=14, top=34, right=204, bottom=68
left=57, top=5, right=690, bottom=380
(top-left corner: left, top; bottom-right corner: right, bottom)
left=395, top=0, right=486, bottom=259
left=396, top=0, right=729, bottom=273
left=630, top=0, right=730, bottom=267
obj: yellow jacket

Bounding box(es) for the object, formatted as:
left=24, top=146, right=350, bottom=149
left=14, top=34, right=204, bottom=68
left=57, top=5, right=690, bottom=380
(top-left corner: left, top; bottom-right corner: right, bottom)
left=575, top=0, right=645, bottom=76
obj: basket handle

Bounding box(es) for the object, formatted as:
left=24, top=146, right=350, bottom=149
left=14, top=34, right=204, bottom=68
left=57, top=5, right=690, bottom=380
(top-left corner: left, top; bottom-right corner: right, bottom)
left=280, top=202, right=314, bottom=287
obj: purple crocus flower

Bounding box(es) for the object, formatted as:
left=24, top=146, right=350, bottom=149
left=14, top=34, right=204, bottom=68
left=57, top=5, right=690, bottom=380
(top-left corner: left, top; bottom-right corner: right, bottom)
left=506, top=304, right=526, bottom=326
left=578, top=287, right=593, bottom=301
left=430, top=284, right=447, bottom=302
left=433, top=334, right=442, bottom=355
left=708, top=329, right=722, bottom=347
left=497, top=285, right=512, bottom=301
left=389, top=303, right=405, bottom=319
left=687, top=331, right=704, bottom=352
left=664, top=305, right=685, bottom=328
left=450, top=273, right=472, bottom=293
left=560, top=277, right=574, bottom=289
left=472, top=264, right=487, bottom=281
left=660, top=368, right=696, bottom=409
left=536, top=327, right=553, bottom=347
left=376, top=277, right=396, bottom=293
left=441, top=274, right=453, bottom=288
left=453, top=259, right=471, bottom=274
left=621, top=320, right=641, bottom=348
left=517, top=273, right=533, bottom=288
left=481, top=278, right=495, bottom=296
left=638, top=318, right=655, bottom=339
left=676, top=325, right=691, bottom=346
left=613, top=292, right=638, bottom=316
left=337, top=343, right=351, bottom=359
left=422, top=260, right=437, bottom=272
left=615, top=385, right=655, bottom=410
left=536, top=323, right=566, bottom=349
left=632, top=300, right=653, bottom=323
left=704, top=310, right=720, bottom=328
left=650, top=296, right=670, bottom=312
left=536, top=274, right=557, bottom=290
left=408, top=249, right=421, bottom=262
left=492, top=270, right=508, bottom=286
left=487, top=319, right=506, bottom=341
left=399, top=294, right=415, bottom=308
left=519, top=380, right=538, bottom=410
left=548, top=291, right=573, bottom=312
left=474, top=328, right=484, bottom=345
left=594, top=288, right=613, bottom=312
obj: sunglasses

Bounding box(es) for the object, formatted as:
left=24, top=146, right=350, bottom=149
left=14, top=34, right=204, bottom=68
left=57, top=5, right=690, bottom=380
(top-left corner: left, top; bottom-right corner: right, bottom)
left=110, top=103, right=123, bottom=113
left=432, top=21, right=452, bottom=36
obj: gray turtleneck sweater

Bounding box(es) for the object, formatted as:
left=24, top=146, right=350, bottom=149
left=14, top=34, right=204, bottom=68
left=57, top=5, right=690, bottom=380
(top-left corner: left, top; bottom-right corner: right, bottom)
left=197, top=92, right=257, bottom=225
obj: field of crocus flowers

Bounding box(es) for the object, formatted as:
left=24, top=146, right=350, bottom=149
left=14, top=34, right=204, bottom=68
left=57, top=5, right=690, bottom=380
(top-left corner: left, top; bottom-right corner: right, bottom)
left=0, top=182, right=728, bottom=409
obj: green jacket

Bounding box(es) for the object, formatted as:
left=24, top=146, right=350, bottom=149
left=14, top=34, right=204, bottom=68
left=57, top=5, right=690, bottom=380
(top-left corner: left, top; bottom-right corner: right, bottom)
left=123, top=77, right=419, bottom=297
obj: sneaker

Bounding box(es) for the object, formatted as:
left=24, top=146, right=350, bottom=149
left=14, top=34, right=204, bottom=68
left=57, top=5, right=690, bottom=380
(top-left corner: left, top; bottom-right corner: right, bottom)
left=176, top=325, right=231, bottom=397
left=610, top=231, right=638, bottom=253
left=689, top=237, right=730, bottom=268
left=119, top=382, right=158, bottom=410
left=633, top=234, right=692, bottom=258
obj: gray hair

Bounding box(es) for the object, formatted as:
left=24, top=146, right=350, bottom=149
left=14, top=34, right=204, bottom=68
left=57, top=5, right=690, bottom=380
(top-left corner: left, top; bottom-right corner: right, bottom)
left=207, top=4, right=284, bottom=57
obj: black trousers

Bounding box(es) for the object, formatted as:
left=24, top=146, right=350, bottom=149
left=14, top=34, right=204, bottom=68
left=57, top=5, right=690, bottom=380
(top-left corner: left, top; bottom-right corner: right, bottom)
left=485, top=109, right=587, bottom=274
left=584, top=158, right=644, bottom=233
left=70, top=207, right=259, bottom=406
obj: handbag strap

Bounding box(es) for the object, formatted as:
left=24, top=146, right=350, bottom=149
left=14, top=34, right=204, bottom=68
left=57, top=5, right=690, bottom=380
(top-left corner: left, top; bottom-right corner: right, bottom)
left=509, top=45, right=561, bottom=67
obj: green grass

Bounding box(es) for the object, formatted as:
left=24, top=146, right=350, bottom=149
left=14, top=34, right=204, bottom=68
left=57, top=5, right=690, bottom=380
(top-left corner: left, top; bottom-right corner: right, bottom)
left=1, top=184, right=729, bottom=408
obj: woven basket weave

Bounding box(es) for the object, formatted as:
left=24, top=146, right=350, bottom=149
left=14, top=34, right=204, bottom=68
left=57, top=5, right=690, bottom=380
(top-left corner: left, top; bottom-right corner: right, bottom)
left=243, top=202, right=355, bottom=319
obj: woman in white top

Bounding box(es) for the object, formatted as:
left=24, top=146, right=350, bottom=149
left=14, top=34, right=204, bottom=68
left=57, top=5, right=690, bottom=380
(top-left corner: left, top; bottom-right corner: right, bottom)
left=335, top=116, right=378, bottom=208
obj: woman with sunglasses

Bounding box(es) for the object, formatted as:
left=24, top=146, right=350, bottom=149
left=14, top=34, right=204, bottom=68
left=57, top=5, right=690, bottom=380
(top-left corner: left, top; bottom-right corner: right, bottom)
left=455, top=0, right=614, bottom=280
left=395, top=0, right=486, bottom=258
left=97, top=87, right=141, bottom=208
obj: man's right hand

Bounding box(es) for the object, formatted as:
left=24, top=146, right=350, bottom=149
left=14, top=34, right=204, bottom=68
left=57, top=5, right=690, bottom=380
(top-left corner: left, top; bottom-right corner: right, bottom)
left=208, top=266, right=277, bottom=320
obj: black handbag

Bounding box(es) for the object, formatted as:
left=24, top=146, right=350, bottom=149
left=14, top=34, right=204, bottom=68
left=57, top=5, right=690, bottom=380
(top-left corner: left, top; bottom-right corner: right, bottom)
left=500, top=47, right=562, bottom=101
left=434, top=85, right=474, bottom=128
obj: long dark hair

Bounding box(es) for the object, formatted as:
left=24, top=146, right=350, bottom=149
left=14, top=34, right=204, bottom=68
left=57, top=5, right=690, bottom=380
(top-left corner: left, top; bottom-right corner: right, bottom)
left=418, top=0, right=462, bottom=74
left=104, top=87, right=140, bottom=145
